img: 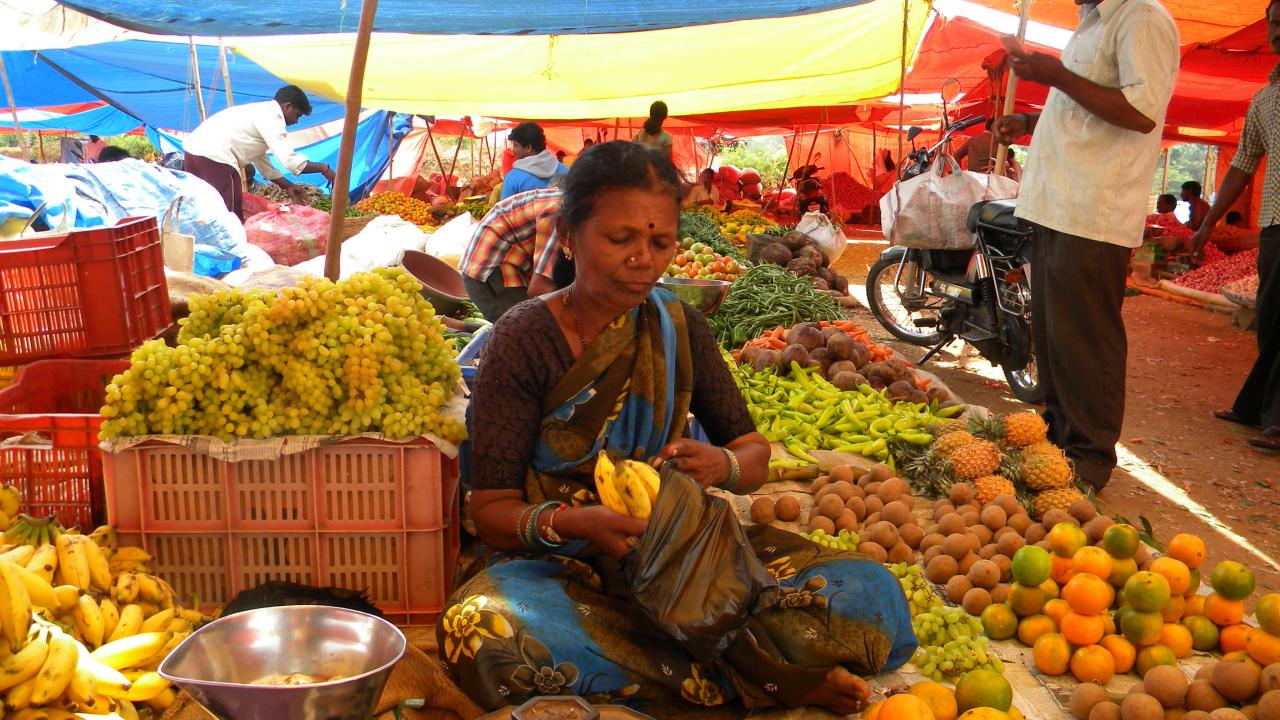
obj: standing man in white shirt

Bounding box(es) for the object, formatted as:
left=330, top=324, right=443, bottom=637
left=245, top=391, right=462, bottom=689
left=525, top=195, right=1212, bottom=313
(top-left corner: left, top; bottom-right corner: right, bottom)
left=991, top=0, right=1179, bottom=490
left=183, top=85, right=336, bottom=219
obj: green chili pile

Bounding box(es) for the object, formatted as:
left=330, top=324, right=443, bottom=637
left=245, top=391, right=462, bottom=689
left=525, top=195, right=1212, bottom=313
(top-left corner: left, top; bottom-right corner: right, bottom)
left=709, top=264, right=844, bottom=347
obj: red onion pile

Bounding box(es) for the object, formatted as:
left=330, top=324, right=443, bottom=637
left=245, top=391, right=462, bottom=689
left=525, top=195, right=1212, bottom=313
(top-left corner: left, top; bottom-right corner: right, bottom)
left=1174, top=248, right=1259, bottom=294
left=822, top=172, right=877, bottom=211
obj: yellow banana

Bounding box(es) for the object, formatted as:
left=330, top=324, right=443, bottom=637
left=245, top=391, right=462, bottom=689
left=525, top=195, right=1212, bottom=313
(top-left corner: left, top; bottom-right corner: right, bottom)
left=65, top=662, right=100, bottom=712
left=619, top=459, right=660, bottom=505
left=53, top=536, right=88, bottom=592
left=0, top=547, right=32, bottom=568
left=609, top=462, right=652, bottom=519
left=0, top=560, right=32, bottom=652
left=7, top=564, right=54, bottom=612
left=165, top=617, right=191, bottom=635
left=0, top=489, right=19, bottom=522
left=108, top=548, right=149, bottom=566
left=29, top=632, right=76, bottom=705
left=5, top=674, right=35, bottom=711
left=12, top=708, right=79, bottom=720
left=80, top=540, right=111, bottom=594
left=158, top=630, right=189, bottom=658
left=119, top=671, right=169, bottom=703
left=98, top=599, right=119, bottom=642
left=51, top=586, right=79, bottom=615
left=107, top=606, right=142, bottom=644
left=0, top=639, right=48, bottom=693
left=138, top=609, right=173, bottom=635
left=143, top=687, right=174, bottom=711
left=135, top=602, right=159, bottom=619
left=89, top=632, right=170, bottom=671
left=177, top=609, right=206, bottom=627
left=134, top=576, right=163, bottom=606
left=72, top=642, right=129, bottom=699
left=23, top=546, right=56, bottom=585
left=115, top=699, right=140, bottom=720
left=72, top=595, right=105, bottom=648
left=592, top=454, right=628, bottom=515
left=112, top=574, right=138, bottom=606
left=87, top=526, right=116, bottom=550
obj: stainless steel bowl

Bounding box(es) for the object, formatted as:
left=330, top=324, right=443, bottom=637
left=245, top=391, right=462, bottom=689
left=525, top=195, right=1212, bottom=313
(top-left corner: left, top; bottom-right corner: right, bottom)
left=658, top=277, right=731, bottom=315
left=159, top=606, right=406, bottom=720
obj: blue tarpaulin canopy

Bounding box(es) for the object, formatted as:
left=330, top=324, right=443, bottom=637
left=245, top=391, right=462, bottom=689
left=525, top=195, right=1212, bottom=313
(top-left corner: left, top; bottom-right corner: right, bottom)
left=0, top=103, right=141, bottom=135
left=59, top=0, right=867, bottom=36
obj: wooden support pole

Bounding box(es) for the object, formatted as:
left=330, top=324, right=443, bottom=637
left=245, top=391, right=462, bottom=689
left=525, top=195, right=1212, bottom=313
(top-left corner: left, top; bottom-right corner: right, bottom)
left=189, top=37, right=208, bottom=122
left=993, top=0, right=1034, bottom=176
left=322, top=0, right=379, bottom=281
left=0, top=55, right=28, bottom=162
left=1161, top=148, right=1171, bottom=193
left=219, top=40, right=235, bottom=107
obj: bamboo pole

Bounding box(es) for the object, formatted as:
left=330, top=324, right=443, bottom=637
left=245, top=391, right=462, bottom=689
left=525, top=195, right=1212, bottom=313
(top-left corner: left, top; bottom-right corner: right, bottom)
left=322, top=0, right=380, bottom=281
left=1161, top=148, right=1171, bottom=193
left=993, top=0, right=1034, bottom=177
left=896, top=0, right=910, bottom=169
left=37, top=131, right=45, bottom=163
left=189, top=37, right=207, bottom=122
left=219, top=40, right=234, bottom=107
left=0, top=55, right=28, bottom=162
left=425, top=124, right=447, bottom=181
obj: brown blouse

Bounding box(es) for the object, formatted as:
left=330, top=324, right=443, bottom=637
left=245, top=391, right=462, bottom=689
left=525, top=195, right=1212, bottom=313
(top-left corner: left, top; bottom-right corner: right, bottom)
left=469, top=298, right=754, bottom=491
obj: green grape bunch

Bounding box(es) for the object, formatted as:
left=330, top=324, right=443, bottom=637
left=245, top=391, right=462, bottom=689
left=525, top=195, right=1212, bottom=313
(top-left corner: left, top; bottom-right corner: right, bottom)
left=909, top=605, right=1005, bottom=681
left=802, top=528, right=860, bottom=551
left=100, top=268, right=467, bottom=442
left=889, top=562, right=942, bottom=617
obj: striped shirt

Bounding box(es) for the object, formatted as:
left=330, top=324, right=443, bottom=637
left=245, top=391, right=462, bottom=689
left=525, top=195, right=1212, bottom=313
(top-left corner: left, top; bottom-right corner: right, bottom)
left=1231, top=64, right=1280, bottom=228
left=460, top=189, right=563, bottom=287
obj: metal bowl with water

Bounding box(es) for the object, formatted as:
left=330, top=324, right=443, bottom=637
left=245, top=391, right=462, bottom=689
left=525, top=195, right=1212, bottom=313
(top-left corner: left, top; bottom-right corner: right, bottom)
left=657, top=277, right=730, bottom=315
left=158, top=606, right=406, bottom=720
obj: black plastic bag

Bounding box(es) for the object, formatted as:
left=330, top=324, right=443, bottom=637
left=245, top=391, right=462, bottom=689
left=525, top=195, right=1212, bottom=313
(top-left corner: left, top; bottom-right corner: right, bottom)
left=622, top=468, right=779, bottom=664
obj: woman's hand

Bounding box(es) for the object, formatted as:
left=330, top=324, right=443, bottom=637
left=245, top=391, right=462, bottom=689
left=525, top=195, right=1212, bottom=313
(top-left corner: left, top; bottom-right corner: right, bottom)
left=558, top=506, right=648, bottom=559
left=657, top=439, right=729, bottom=488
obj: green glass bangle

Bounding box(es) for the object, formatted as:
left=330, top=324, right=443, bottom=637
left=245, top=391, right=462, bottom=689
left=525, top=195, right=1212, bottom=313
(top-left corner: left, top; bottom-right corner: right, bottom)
left=716, top=447, right=741, bottom=493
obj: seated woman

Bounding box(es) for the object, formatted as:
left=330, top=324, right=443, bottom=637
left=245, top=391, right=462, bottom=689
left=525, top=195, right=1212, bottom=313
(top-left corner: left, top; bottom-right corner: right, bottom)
left=440, top=141, right=914, bottom=717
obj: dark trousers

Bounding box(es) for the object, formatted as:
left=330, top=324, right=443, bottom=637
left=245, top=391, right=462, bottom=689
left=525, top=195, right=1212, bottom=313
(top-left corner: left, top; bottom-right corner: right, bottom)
left=183, top=153, right=244, bottom=220
left=1029, top=224, right=1131, bottom=490
left=462, top=273, right=530, bottom=323
left=1232, top=226, right=1280, bottom=428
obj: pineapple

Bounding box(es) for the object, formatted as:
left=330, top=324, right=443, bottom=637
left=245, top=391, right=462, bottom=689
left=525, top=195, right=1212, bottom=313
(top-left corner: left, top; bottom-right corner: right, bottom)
left=1033, top=486, right=1086, bottom=519
left=1022, top=441, right=1065, bottom=461
left=931, top=418, right=968, bottom=436
left=974, top=475, right=1017, bottom=505
left=933, top=430, right=977, bottom=459
left=1003, top=412, right=1048, bottom=447
left=949, top=440, right=1000, bottom=480
left=1023, top=451, right=1072, bottom=490
left=998, top=447, right=1025, bottom=485
left=901, top=446, right=954, bottom=499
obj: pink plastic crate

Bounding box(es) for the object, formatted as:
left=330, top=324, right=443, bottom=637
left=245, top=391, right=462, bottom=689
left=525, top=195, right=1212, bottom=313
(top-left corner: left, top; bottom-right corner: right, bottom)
left=102, top=439, right=460, bottom=625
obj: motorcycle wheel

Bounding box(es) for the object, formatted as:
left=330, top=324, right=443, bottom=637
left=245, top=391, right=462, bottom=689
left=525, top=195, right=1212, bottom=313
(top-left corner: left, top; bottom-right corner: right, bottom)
left=865, top=256, right=948, bottom=346
left=1003, top=352, right=1044, bottom=404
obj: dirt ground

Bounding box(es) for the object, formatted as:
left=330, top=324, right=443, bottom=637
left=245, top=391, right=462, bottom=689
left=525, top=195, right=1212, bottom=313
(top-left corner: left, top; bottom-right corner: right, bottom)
left=832, top=233, right=1280, bottom=597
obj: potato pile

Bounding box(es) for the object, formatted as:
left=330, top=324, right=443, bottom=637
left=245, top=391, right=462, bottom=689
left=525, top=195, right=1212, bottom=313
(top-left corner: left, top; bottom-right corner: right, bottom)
left=1072, top=659, right=1280, bottom=720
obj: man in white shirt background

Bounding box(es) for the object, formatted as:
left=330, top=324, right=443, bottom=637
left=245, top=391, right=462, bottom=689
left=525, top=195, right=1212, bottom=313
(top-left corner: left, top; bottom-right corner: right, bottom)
left=684, top=169, right=721, bottom=208
left=183, top=85, right=336, bottom=219
left=991, top=0, right=1179, bottom=491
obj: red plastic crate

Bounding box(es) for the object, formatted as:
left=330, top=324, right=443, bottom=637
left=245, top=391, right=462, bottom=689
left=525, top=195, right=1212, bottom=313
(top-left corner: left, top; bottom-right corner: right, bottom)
left=102, top=439, right=460, bottom=626
left=0, top=359, right=127, bottom=529
left=0, top=217, right=171, bottom=364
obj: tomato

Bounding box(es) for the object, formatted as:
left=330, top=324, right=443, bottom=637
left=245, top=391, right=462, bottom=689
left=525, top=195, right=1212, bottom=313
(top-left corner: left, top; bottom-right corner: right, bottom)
left=726, top=260, right=740, bottom=273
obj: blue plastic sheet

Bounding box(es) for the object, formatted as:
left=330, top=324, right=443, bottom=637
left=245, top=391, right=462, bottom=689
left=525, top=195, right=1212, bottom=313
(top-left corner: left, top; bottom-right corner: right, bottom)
left=60, top=0, right=866, bottom=36
left=0, top=103, right=141, bottom=136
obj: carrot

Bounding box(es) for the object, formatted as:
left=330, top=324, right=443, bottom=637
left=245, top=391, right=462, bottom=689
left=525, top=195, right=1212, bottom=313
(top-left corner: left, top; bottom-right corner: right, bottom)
left=766, top=338, right=786, bottom=349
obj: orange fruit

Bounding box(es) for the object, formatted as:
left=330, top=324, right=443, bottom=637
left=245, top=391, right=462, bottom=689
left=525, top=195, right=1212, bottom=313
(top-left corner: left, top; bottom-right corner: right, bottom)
left=1051, top=555, right=1076, bottom=585
left=1072, top=547, right=1114, bottom=579
left=1210, top=560, right=1256, bottom=601
left=1123, top=571, right=1172, bottom=612
left=1135, top=644, right=1177, bottom=677
left=1120, top=609, right=1164, bottom=647
left=1183, top=594, right=1206, bottom=618
left=1222, top=650, right=1260, bottom=667
left=1011, top=546, right=1053, bottom=587
left=1160, top=595, right=1186, bottom=623
left=1063, top=574, right=1115, bottom=616
left=879, top=693, right=937, bottom=720
left=1166, top=533, right=1206, bottom=568
left=1102, top=524, right=1140, bottom=560
left=1007, top=583, right=1047, bottom=618
left=909, top=682, right=957, bottom=720
left=1159, top=622, right=1193, bottom=658
left=1061, top=611, right=1106, bottom=646
left=1256, top=593, right=1280, bottom=635
left=982, top=604, right=1019, bottom=641
left=1040, top=579, right=1060, bottom=600
left=1043, top=598, right=1071, bottom=627
left=958, top=711, right=1011, bottom=720
left=1205, top=592, right=1246, bottom=627
left=954, top=669, right=1013, bottom=713
left=1220, top=623, right=1254, bottom=654
left=1183, top=615, right=1219, bottom=651
left=1033, top=632, right=1072, bottom=676
left=1018, top=614, right=1058, bottom=647
left=1100, top=634, right=1137, bottom=673
left=1246, top=627, right=1280, bottom=666
left=1107, top=557, right=1138, bottom=589
left=1150, top=557, right=1193, bottom=596
left=1047, top=523, right=1088, bottom=558
left=866, top=701, right=885, bottom=720
left=1103, top=613, right=1116, bottom=636
left=1070, top=644, right=1117, bottom=684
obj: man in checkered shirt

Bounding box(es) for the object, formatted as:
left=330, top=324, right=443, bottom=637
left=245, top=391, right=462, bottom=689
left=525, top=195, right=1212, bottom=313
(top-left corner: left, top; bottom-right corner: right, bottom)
left=461, top=188, right=564, bottom=322
left=1192, top=1, right=1280, bottom=451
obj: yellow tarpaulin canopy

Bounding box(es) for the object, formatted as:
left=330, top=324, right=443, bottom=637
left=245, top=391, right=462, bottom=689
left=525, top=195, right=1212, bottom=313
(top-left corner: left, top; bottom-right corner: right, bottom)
left=237, top=0, right=931, bottom=120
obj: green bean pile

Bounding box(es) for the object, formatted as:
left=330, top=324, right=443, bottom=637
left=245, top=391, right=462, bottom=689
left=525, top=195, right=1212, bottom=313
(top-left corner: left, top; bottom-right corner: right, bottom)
left=708, top=264, right=844, bottom=347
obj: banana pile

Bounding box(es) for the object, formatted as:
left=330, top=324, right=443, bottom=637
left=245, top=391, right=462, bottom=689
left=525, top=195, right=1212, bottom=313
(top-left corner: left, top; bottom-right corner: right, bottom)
left=0, top=489, right=213, bottom=719
left=593, top=454, right=661, bottom=519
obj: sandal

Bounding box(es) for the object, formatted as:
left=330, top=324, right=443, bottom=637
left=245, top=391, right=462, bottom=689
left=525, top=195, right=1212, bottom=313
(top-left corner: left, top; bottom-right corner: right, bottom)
left=1214, top=409, right=1259, bottom=427
left=1248, top=427, right=1280, bottom=452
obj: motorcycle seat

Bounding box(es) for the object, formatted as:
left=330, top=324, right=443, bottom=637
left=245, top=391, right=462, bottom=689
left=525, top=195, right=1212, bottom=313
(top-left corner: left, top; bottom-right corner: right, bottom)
left=968, top=199, right=1020, bottom=232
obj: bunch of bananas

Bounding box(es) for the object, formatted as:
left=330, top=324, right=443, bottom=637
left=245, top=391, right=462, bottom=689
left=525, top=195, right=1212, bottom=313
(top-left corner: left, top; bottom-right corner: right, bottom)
left=593, top=454, right=661, bottom=519
left=0, top=489, right=213, bottom=717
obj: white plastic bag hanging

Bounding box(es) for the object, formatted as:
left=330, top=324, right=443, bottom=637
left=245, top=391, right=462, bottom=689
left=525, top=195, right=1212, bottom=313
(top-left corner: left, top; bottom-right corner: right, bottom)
left=795, top=211, right=848, bottom=263
left=880, top=155, right=1019, bottom=250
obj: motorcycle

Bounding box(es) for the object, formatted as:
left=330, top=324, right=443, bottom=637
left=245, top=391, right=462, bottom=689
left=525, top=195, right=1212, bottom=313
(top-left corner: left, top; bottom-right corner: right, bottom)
left=791, top=164, right=829, bottom=218
left=866, top=92, right=1042, bottom=404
